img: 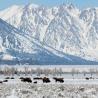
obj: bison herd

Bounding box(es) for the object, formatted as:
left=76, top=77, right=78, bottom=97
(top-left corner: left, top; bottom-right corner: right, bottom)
left=85, top=77, right=94, bottom=80
left=0, top=76, right=95, bottom=84
left=0, top=77, right=14, bottom=83
left=19, top=77, right=64, bottom=83
left=0, top=76, right=65, bottom=84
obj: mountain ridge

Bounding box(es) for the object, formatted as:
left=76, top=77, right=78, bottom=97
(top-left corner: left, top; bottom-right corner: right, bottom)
left=0, top=4, right=98, bottom=64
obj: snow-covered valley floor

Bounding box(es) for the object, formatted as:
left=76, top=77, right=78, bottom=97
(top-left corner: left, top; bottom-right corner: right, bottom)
left=0, top=65, right=98, bottom=98
left=1, top=83, right=98, bottom=98
left=0, top=75, right=98, bottom=98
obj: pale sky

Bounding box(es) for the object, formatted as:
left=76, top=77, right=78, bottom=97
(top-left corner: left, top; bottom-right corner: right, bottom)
left=0, top=0, right=98, bottom=10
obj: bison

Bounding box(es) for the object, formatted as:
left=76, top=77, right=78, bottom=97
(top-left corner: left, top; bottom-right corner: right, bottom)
left=20, top=77, right=32, bottom=83
left=33, top=77, right=43, bottom=80
left=5, top=77, right=10, bottom=79
left=11, top=77, right=14, bottom=79
left=34, top=81, right=37, bottom=84
left=3, top=80, right=8, bottom=82
left=53, top=77, right=64, bottom=83
left=85, top=77, right=89, bottom=80
left=0, top=81, right=3, bottom=83
left=85, top=76, right=95, bottom=80
left=19, top=77, right=24, bottom=80
left=42, top=77, right=50, bottom=83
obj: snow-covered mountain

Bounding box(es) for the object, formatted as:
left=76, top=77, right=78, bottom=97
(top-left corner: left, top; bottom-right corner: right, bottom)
left=0, top=3, right=98, bottom=65
left=0, top=18, right=96, bottom=65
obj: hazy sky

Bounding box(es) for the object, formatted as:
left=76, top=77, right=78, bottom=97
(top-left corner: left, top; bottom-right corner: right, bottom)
left=0, top=0, right=98, bottom=10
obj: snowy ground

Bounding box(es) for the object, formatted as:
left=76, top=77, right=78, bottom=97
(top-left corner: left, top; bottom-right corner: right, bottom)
left=1, top=83, right=98, bottom=98
left=0, top=76, right=98, bottom=98
left=0, top=65, right=98, bottom=98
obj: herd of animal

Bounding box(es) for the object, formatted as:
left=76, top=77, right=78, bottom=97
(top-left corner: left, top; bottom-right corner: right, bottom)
left=20, top=77, right=64, bottom=83
left=0, top=76, right=95, bottom=84
left=0, top=77, right=64, bottom=84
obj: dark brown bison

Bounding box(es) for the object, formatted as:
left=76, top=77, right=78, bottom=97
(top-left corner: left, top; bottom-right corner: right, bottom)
left=34, top=81, right=37, bottom=84
left=33, top=77, right=43, bottom=80
left=42, top=77, right=50, bottom=83
left=85, top=77, right=94, bottom=80
left=5, top=77, right=10, bottom=79
left=21, top=77, right=32, bottom=83
left=11, top=77, right=14, bottom=79
left=0, top=81, right=3, bottom=83
left=3, top=80, right=8, bottom=82
left=85, top=77, right=89, bottom=80
left=19, top=77, right=24, bottom=80
left=53, top=77, right=64, bottom=83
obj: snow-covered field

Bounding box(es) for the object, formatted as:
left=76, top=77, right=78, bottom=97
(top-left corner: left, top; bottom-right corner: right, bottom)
left=0, top=75, right=98, bottom=98
left=1, top=83, right=98, bottom=98
left=0, top=65, right=98, bottom=98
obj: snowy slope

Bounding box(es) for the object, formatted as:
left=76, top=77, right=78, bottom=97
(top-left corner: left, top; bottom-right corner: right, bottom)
left=0, top=18, right=97, bottom=65
left=0, top=5, right=24, bottom=28
left=0, top=3, right=98, bottom=64
left=80, top=8, right=98, bottom=59
left=43, top=4, right=85, bottom=56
